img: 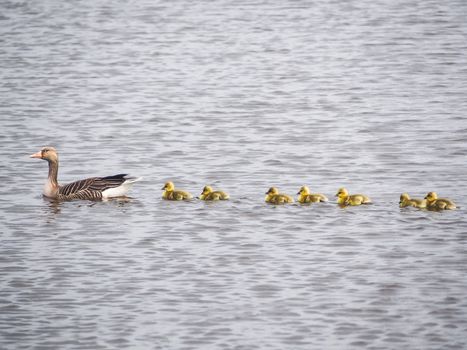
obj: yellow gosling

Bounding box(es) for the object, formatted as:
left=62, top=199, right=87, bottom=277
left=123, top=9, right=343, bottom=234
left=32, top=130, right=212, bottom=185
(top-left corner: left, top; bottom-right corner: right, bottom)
left=161, top=181, right=193, bottom=200
left=424, top=192, right=456, bottom=210
left=297, top=185, right=328, bottom=203
left=200, top=185, right=230, bottom=200
left=335, top=187, right=371, bottom=206
left=265, top=187, right=294, bottom=204
left=399, top=193, right=426, bottom=208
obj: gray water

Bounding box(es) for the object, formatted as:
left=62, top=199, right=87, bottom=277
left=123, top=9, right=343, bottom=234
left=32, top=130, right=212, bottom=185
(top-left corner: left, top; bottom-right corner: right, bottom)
left=1, top=0, right=467, bottom=349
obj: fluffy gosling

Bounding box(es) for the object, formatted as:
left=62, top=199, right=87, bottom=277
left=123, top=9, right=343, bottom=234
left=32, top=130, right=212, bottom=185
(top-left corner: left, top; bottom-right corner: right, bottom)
left=297, top=186, right=328, bottom=204
left=399, top=193, right=426, bottom=208
left=335, top=188, right=371, bottom=206
left=161, top=181, right=193, bottom=200
left=200, top=185, right=229, bottom=200
left=265, top=187, right=294, bottom=204
left=424, top=192, right=456, bottom=210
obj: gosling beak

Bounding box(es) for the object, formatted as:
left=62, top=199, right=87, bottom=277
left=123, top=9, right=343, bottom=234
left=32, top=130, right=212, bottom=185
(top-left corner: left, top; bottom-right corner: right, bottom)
left=161, top=186, right=166, bottom=190
left=30, top=151, right=42, bottom=159
left=335, top=193, right=339, bottom=197
left=296, top=191, right=301, bottom=195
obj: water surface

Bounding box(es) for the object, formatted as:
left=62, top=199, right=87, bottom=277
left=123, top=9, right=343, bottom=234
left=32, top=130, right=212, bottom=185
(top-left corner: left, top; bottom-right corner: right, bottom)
left=1, top=0, right=467, bottom=349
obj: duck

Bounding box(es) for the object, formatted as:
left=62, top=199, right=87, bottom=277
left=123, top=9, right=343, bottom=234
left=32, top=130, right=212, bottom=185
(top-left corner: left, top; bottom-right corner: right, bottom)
left=297, top=185, right=328, bottom=203
left=399, top=193, right=426, bottom=208
left=335, top=187, right=371, bottom=206
left=161, top=181, right=193, bottom=200
left=30, top=146, right=141, bottom=200
left=199, top=185, right=229, bottom=200
left=424, top=192, right=456, bottom=210
left=265, top=187, right=294, bottom=204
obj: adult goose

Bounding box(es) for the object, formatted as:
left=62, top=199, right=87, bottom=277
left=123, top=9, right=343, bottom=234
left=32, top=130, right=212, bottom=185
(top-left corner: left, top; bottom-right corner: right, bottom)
left=30, top=146, right=141, bottom=200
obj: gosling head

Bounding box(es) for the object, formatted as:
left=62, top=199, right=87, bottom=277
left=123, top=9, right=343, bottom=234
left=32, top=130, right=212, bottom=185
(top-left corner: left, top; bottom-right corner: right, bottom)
left=30, top=146, right=59, bottom=163
left=335, top=187, right=348, bottom=198
left=424, top=191, right=438, bottom=203
left=201, top=185, right=213, bottom=195
left=297, top=186, right=310, bottom=195
left=162, top=181, right=175, bottom=191
left=266, top=187, right=279, bottom=195
left=400, top=193, right=410, bottom=203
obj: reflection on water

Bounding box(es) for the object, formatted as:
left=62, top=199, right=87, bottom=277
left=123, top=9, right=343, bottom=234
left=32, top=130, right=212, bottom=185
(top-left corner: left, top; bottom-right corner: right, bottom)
left=1, top=0, right=467, bottom=349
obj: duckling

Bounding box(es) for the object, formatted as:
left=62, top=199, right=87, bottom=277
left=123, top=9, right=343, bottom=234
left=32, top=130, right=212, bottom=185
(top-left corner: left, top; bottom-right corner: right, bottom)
left=199, top=185, right=229, bottom=200
left=161, top=181, right=193, bottom=200
left=297, top=185, right=328, bottom=203
left=399, top=193, right=426, bottom=208
left=335, top=187, right=371, bottom=206
left=265, top=187, right=294, bottom=204
left=424, top=192, right=456, bottom=210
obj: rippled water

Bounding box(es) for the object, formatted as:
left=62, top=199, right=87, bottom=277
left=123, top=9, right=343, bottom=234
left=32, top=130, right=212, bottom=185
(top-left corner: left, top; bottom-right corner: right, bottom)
left=1, top=0, right=467, bottom=349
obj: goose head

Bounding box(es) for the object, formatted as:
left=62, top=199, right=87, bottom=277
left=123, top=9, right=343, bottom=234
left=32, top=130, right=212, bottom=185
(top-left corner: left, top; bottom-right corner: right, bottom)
left=424, top=191, right=437, bottom=203
left=266, top=187, right=279, bottom=195
left=399, top=193, right=410, bottom=204
left=162, top=181, right=175, bottom=191
left=201, top=185, right=213, bottom=196
left=335, top=187, right=348, bottom=198
left=30, top=147, right=58, bottom=163
left=297, top=185, right=310, bottom=195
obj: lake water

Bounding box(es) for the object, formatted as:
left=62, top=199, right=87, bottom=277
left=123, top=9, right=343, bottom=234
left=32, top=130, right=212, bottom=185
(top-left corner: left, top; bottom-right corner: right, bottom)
left=1, top=0, right=467, bottom=349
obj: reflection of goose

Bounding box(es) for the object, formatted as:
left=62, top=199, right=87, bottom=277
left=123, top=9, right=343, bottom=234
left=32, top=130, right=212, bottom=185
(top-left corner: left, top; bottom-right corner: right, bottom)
left=297, top=186, right=328, bottom=203
left=399, top=193, right=426, bottom=208
left=200, top=185, right=229, bottom=200
left=30, top=147, right=141, bottom=200
left=161, top=182, right=193, bottom=200
left=335, top=188, right=371, bottom=206
left=265, top=187, right=294, bottom=204
left=424, top=192, right=456, bottom=210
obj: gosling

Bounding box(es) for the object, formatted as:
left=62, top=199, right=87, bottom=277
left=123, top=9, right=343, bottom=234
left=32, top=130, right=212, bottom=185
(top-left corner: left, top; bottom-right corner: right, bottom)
left=335, top=187, right=371, bottom=206
left=265, top=187, right=294, bottom=204
left=297, top=185, right=328, bottom=203
left=424, top=192, right=456, bottom=210
left=161, top=181, right=193, bottom=200
left=199, top=185, right=229, bottom=200
left=399, top=193, right=426, bottom=208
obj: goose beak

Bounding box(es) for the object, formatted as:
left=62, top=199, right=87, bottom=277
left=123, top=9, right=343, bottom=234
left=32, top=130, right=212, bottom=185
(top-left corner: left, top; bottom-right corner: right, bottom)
left=30, top=151, right=42, bottom=159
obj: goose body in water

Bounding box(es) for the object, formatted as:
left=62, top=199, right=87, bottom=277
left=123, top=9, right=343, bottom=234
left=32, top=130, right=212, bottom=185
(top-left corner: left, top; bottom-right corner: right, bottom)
left=199, top=185, right=229, bottom=200
left=399, top=193, right=426, bottom=208
left=424, top=192, right=456, bottom=210
left=161, top=181, right=193, bottom=200
left=297, top=185, right=328, bottom=203
left=335, top=188, right=371, bottom=206
left=265, top=187, right=294, bottom=204
left=30, top=147, right=141, bottom=200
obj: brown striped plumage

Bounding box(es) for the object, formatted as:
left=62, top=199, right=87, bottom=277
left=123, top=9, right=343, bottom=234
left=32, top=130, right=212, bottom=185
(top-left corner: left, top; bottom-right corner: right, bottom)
left=57, top=174, right=130, bottom=200
left=31, top=147, right=138, bottom=201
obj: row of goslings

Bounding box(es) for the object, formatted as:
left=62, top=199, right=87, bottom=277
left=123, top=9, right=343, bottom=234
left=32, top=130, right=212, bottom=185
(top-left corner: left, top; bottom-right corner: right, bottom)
left=399, top=192, right=456, bottom=210
left=265, top=186, right=371, bottom=206
left=162, top=182, right=229, bottom=201
left=162, top=182, right=456, bottom=210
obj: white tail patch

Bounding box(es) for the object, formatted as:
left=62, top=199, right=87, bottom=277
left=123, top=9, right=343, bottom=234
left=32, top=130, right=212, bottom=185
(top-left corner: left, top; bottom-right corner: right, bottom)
left=102, top=176, right=143, bottom=198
